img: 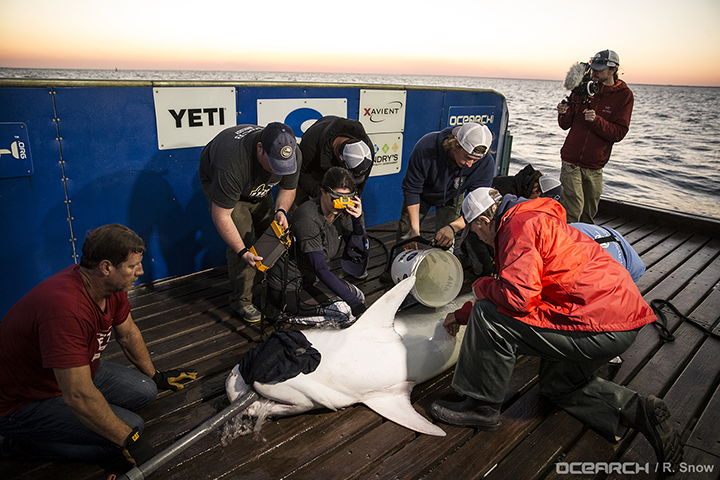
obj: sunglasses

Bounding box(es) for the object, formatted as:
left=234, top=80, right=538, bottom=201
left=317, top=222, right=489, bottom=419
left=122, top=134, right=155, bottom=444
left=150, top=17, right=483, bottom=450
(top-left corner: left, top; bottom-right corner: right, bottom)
left=324, top=188, right=357, bottom=199
left=323, top=188, right=357, bottom=209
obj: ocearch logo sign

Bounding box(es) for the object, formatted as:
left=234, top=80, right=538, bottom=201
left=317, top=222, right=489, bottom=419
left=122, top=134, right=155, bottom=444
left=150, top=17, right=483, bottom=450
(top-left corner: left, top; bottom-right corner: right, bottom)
left=447, top=106, right=497, bottom=128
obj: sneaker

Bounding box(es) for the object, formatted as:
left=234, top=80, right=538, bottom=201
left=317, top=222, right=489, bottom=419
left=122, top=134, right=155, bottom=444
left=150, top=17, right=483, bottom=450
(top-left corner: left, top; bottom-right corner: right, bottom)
left=430, top=396, right=501, bottom=430
left=634, top=395, right=683, bottom=473
left=238, top=304, right=261, bottom=323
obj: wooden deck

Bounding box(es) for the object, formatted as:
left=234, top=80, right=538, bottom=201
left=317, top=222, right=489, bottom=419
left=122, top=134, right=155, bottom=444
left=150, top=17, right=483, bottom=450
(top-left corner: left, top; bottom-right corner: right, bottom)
left=4, top=201, right=720, bottom=480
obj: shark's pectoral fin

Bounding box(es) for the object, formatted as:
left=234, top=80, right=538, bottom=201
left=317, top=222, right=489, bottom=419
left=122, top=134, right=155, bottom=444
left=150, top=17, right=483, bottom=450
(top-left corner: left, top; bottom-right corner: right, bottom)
left=363, top=385, right=446, bottom=437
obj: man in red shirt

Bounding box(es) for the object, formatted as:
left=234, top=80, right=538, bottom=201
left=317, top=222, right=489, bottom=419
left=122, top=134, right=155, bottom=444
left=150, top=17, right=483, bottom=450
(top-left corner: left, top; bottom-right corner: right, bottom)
left=557, top=49, right=634, bottom=223
left=431, top=188, right=682, bottom=472
left=0, top=224, right=196, bottom=466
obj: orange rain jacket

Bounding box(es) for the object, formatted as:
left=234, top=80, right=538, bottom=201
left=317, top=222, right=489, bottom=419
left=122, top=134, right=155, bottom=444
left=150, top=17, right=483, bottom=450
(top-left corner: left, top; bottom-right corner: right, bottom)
left=473, top=197, right=656, bottom=332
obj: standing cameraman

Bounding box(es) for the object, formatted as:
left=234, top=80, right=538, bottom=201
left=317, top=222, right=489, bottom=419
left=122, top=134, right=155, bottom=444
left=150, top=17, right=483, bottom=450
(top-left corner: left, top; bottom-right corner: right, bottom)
left=557, top=50, right=634, bottom=223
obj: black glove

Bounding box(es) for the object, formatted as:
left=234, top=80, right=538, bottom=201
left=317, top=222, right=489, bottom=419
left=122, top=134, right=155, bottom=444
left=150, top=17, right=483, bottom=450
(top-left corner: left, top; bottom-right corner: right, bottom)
left=122, top=427, right=153, bottom=466
left=152, top=369, right=198, bottom=391
left=350, top=302, right=366, bottom=317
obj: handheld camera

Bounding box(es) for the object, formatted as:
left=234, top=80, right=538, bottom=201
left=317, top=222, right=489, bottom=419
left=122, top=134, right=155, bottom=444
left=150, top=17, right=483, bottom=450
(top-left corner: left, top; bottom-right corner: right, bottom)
left=562, top=62, right=599, bottom=105
left=333, top=197, right=356, bottom=209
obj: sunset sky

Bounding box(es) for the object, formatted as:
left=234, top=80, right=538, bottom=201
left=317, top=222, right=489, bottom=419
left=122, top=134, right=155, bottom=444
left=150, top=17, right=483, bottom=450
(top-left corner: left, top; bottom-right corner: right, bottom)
left=1, top=0, right=719, bottom=86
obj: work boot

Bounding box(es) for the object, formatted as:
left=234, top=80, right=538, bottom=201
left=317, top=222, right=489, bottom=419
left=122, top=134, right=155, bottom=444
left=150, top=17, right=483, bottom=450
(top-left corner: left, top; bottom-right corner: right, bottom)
left=238, top=304, right=261, bottom=323
left=430, top=396, right=501, bottom=430
left=631, top=395, right=683, bottom=474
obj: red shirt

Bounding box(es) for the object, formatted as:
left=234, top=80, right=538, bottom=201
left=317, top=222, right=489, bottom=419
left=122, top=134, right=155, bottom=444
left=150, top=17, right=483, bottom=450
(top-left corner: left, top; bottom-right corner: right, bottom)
left=0, top=265, right=130, bottom=416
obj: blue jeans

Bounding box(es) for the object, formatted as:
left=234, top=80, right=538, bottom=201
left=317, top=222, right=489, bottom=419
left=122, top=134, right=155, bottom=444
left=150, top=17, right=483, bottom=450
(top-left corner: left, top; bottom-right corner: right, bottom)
left=0, top=361, right=157, bottom=461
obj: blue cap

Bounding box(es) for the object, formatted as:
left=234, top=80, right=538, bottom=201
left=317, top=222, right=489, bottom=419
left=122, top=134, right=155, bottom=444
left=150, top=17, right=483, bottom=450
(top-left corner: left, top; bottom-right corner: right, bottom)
left=260, top=122, right=297, bottom=176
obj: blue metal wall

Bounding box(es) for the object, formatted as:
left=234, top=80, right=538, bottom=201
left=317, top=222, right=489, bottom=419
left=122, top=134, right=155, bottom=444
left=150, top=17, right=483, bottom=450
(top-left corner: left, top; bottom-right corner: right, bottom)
left=0, top=83, right=508, bottom=316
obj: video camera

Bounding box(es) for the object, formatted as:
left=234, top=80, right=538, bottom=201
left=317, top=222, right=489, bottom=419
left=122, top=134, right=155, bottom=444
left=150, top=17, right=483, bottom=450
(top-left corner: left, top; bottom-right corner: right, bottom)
left=562, top=62, right=599, bottom=105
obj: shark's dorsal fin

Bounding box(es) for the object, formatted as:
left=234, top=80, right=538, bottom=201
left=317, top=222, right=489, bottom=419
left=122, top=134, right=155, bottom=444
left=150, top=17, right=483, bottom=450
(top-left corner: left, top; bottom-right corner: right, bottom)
left=352, top=276, right=415, bottom=329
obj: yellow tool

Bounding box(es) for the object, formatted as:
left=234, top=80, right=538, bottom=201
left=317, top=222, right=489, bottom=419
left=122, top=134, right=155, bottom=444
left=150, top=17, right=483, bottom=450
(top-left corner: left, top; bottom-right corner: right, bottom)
left=333, top=197, right=356, bottom=209
left=248, top=221, right=292, bottom=272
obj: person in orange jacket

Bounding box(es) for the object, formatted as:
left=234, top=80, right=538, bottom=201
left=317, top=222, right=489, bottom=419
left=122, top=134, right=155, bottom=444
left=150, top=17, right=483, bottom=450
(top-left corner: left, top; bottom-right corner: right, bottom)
left=431, top=188, right=682, bottom=472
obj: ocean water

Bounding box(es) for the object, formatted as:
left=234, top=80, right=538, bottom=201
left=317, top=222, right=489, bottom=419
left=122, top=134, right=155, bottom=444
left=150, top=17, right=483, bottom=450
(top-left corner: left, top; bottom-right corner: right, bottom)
left=2, top=68, right=719, bottom=218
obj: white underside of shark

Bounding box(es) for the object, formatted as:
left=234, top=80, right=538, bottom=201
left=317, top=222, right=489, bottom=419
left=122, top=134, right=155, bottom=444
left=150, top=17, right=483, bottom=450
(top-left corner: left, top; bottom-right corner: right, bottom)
left=226, top=276, right=471, bottom=436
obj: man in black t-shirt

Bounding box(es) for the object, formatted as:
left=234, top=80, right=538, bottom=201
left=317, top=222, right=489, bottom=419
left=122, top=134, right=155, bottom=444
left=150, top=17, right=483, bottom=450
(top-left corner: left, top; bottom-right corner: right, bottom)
left=296, top=116, right=374, bottom=204
left=199, top=123, right=302, bottom=322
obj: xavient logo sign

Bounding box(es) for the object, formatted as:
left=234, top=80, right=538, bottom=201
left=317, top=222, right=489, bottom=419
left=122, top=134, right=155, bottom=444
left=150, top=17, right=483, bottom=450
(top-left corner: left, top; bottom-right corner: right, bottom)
left=363, top=101, right=404, bottom=123
left=359, top=90, right=407, bottom=134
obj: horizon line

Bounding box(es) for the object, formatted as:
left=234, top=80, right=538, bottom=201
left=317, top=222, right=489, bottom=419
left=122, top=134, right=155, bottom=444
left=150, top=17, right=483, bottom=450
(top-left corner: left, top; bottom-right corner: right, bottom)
left=1, top=66, right=718, bottom=89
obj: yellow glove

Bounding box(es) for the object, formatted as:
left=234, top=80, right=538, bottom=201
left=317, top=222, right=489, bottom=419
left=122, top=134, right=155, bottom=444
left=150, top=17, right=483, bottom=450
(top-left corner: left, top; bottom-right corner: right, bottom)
left=152, top=369, right=198, bottom=391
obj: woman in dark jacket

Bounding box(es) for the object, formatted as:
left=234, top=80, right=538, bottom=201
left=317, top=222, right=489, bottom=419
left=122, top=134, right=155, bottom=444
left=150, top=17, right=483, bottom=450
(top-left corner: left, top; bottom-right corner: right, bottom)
left=264, top=167, right=368, bottom=327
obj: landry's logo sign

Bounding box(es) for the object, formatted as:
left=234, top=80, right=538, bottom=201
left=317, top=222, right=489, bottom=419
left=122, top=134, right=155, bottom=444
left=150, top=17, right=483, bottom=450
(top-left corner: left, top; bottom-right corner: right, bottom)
left=363, top=101, right=404, bottom=123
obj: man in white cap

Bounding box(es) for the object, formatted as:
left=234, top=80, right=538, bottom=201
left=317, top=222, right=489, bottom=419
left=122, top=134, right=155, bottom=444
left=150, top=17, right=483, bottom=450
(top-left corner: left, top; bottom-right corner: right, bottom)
left=398, top=122, right=495, bottom=248
left=297, top=116, right=374, bottom=204
left=199, top=122, right=302, bottom=322
left=432, top=187, right=682, bottom=473
left=557, top=49, right=634, bottom=224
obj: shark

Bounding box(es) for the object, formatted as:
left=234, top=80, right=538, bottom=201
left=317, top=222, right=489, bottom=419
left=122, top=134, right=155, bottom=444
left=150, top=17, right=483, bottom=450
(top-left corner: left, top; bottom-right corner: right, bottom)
left=225, top=276, right=471, bottom=436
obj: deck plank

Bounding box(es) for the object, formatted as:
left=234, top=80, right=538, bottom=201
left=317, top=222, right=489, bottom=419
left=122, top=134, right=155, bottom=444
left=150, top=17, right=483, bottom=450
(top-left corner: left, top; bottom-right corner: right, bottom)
left=636, top=233, right=709, bottom=293
left=423, top=387, right=553, bottom=479
left=673, top=446, right=720, bottom=479
left=685, top=378, right=720, bottom=457
left=4, top=211, right=720, bottom=480
left=607, top=335, right=720, bottom=477
left=483, top=410, right=585, bottom=480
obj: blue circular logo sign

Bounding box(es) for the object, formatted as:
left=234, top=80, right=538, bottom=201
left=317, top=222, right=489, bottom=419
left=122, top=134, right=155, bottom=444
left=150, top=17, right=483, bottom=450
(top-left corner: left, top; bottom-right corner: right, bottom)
left=284, top=108, right=323, bottom=137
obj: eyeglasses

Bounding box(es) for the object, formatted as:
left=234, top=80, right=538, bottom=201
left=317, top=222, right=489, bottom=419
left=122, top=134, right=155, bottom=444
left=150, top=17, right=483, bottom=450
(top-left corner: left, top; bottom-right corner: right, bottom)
left=324, top=188, right=357, bottom=200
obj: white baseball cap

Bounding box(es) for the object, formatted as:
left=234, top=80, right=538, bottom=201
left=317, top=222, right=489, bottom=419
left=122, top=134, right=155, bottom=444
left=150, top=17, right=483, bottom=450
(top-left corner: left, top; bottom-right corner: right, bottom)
left=539, top=176, right=563, bottom=200
left=462, top=187, right=501, bottom=223
left=341, top=141, right=373, bottom=176
left=452, top=122, right=493, bottom=156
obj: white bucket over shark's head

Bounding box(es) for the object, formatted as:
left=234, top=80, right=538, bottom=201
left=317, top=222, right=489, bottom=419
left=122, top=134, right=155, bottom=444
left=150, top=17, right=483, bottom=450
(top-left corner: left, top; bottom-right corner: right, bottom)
left=390, top=248, right=463, bottom=307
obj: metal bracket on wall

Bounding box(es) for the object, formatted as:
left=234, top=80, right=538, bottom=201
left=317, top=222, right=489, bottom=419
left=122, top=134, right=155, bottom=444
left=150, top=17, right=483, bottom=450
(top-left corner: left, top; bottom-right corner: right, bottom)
left=49, top=88, right=79, bottom=263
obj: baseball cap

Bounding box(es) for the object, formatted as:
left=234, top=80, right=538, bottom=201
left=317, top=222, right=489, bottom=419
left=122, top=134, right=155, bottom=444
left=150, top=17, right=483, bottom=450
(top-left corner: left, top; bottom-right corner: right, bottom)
left=341, top=140, right=373, bottom=177
left=462, top=187, right=502, bottom=224
left=590, top=50, right=620, bottom=71
left=260, top=122, right=297, bottom=176
left=452, top=122, right=493, bottom=157
left=538, top=176, right=563, bottom=200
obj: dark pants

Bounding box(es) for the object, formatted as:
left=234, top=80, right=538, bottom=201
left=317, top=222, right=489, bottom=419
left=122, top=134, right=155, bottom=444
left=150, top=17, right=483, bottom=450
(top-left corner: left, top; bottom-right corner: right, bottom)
left=0, top=362, right=157, bottom=462
left=224, top=196, right=274, bottom=312
left=453, top=300, right=639, bottom=439
left=396, top=196, right=464, bottom=243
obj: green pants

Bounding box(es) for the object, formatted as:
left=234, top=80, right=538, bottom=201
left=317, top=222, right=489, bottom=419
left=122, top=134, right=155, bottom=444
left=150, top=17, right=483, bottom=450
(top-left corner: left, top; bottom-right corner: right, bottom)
left=453, top=300, right=640, bottom=439
left=224, top=196, right=274, bottom=312
left=396, top=196, right=463, bottom=243
left=559, top=161, right=604, bottom=223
